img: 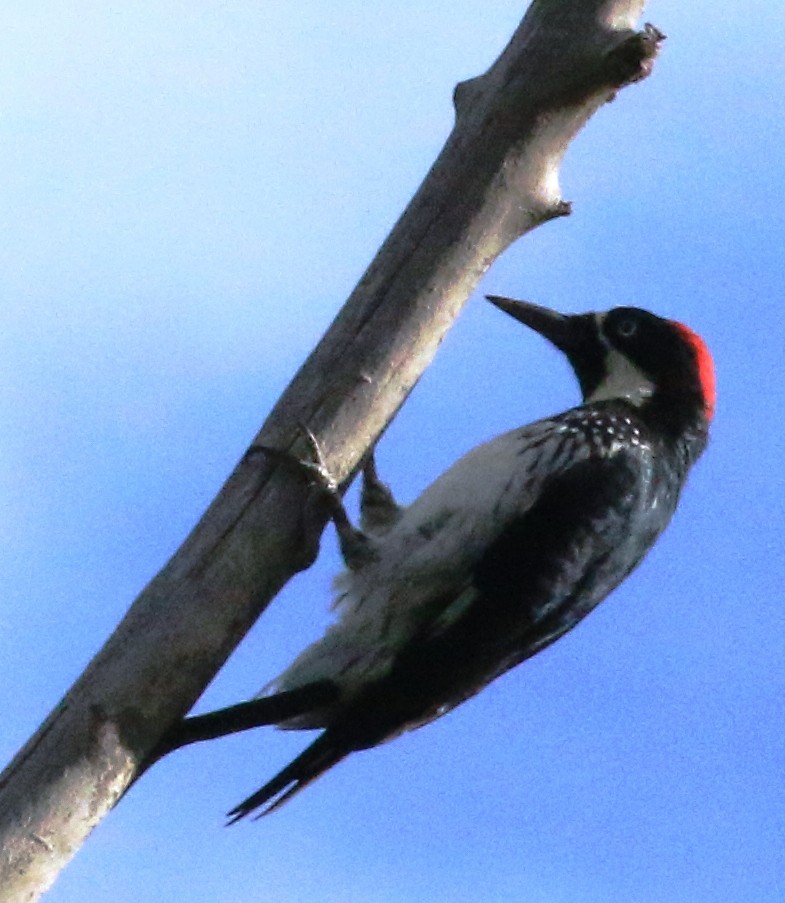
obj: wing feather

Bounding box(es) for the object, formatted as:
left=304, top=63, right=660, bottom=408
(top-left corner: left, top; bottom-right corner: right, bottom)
left=271, top=419, right=597, bottom=696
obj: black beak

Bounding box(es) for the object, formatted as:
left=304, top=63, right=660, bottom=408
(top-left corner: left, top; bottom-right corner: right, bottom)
left=485, top=295, right=590, bottom=354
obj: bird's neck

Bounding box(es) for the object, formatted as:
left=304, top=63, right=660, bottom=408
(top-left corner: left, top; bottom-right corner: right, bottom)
left=584, top=348, right=655, bottom=409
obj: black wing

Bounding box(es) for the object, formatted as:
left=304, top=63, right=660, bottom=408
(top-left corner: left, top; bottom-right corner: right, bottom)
left=229, top=453, right=647, bottom=819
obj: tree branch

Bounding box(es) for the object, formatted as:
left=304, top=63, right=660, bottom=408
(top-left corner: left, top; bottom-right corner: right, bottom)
left=0, top=2, right=661, bottom=898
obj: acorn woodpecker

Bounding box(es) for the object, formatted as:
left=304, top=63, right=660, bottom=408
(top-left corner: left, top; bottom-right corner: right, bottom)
left=156, top=296, right=715, bottom=820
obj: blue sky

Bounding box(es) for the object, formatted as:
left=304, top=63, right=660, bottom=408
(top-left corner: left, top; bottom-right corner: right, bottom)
left=2, top=3, right=785, bottom=901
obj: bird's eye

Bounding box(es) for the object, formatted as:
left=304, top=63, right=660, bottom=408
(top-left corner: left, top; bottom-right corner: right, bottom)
left=615, top=317, right=638, bottom=338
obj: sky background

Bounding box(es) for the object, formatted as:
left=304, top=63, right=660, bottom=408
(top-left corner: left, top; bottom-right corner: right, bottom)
left=2, top=3, right=784, bottom=901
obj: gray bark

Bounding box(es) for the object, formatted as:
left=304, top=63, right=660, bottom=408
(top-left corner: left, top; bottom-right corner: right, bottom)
left=0, top=3, right=660, bottom=899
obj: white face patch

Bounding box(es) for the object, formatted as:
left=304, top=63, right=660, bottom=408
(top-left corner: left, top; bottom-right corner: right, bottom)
left=587, top=346, right=655, bottom=408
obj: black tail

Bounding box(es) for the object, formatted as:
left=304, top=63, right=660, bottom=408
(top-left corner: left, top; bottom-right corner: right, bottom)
left=227, top=729, right=352, bottom=822
left=142, top=681, right=338, bottom=768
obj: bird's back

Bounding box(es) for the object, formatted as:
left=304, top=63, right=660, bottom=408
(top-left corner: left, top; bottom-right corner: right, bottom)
left=271, top=400, right=680, bottom=728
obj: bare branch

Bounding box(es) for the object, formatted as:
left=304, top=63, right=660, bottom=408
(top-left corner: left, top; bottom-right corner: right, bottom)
left=0, top=2, right=660, bottom=898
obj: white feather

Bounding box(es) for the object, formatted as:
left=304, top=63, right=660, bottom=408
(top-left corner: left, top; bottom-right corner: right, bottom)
left=587, top=347, right=654, bottom=408
left=268, top=416, right=596, bottom=698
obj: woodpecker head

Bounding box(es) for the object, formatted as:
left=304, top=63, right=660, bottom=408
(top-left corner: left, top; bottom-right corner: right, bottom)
left=486, top=295, right=715, bottom=437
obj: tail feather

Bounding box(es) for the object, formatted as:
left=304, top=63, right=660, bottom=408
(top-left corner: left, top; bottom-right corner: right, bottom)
left=141, top=681, right=338, bottom=772
left=227, top=731, right=351, bottom=823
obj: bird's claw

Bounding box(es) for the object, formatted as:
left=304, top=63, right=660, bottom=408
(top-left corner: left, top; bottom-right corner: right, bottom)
left=300, top=428, right=339, bottom=495
left=249, top=428, right=339, bottom=497
left=249, top=428, right=375, bottom=570
left=359, top=452, right=402, bottom=535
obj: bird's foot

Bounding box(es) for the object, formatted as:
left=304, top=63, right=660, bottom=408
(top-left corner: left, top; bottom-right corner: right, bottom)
left=251, top=427, right=337, bottom=492
left=360, top=452, right=402, bottom=535
left=250, top=428, right=376, bottom=570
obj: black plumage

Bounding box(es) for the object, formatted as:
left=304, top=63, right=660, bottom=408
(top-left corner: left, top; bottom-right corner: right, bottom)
left=157, top=296, right=715, bottom=820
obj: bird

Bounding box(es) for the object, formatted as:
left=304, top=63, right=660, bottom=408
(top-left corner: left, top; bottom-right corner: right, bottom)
left=153, top=295, right=715, bottom=821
